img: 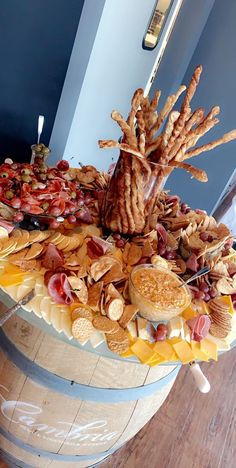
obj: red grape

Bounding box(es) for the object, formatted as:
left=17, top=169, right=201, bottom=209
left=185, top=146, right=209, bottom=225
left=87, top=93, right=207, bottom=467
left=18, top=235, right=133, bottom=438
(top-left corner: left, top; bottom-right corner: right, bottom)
left=56, top=160, right=69, bottom=171
left=164, top=251, right=176, bottom=260
left=67, top=215, right=77, bottom=224
left=204, top=293, right=211, bottom=301
left=200, top=232, right=209, bottom=242
left=209, top=288, right=218, bottom=298
left=155, top=323, right=168, bottom=341
left=113, top=233, right=121, bottom=240
left=11, top=197, right=21, bottom=209
left=13, top=212, right=24, bottom=222
left=49, top=219, right=60, bottom=229
left=194, top=290, right=206, bottom=300
left=199, top=282, right=209, bottom=293
left=116, top=239, right=125, bottom=248
left=77, top=198, right=84, bottom=207
left=49, top=206, right=62, bottom=217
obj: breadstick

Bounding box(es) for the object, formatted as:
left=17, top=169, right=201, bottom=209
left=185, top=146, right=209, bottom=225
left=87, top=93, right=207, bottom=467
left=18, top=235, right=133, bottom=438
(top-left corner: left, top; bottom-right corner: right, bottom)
left=127, top=88, right=144, bottom=132
left=185, top=129, right=236, bottom=159
left=111, top=111, right=137, bottom=146
left=98, top=140, right=145, bottom=159
left=169, top=161, right=208, bottom=182
left=148, top=85, right=186, bottom=139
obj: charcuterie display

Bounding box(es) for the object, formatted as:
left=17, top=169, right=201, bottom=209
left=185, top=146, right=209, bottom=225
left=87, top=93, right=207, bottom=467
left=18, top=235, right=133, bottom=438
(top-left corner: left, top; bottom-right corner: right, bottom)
left=0, top=66, right=235, bottom=366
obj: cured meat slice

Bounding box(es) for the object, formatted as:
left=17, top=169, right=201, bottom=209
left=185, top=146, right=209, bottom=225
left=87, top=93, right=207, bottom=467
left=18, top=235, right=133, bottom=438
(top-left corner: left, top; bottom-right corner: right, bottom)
left=187, top=314, right=211, bottom=342
left=48, top=272, right=73, bottom=305
left=42, top=243, right=64, bottom=270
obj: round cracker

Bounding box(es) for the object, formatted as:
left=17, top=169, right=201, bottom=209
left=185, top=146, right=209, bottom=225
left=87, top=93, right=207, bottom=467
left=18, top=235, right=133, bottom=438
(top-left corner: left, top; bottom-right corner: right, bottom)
left=92, top=316, right=118, bottom=333
left=71, top=307, right=93, bottom=322
left=107, top=338, right=130, bottom=354
left=72, top=317, right=94, bottom=342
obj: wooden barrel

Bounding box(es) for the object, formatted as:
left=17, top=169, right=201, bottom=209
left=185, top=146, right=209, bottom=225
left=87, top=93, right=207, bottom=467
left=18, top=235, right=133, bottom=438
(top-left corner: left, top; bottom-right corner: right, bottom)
left=0, top=312, right=180, bottom=468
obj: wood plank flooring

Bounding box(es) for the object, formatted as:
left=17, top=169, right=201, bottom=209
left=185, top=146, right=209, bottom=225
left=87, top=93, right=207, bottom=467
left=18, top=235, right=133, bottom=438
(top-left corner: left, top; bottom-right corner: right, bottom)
left=101, top=347, right=236, bottom=468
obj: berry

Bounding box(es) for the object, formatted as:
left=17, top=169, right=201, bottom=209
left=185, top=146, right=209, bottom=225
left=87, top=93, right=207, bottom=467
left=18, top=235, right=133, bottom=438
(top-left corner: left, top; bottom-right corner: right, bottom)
left=204, top=293, right=211, bottom=301
left=209, top=288, right=217, bottom=298
left=11, top=197, right=21, bottom=209
left=113, top=233, right=121, bottom=240
left=57, top=160, right=69, bottom=171
left=164, top=251, right=176, bottom=260
left=155, top=323, right=168, bottom=341
left=77, top=198, right=84, bottom=207
left=67, top=215, right=77, bottom=224
left=49, top=206, right=62, bottom=217
left=199, top=282, right=209, bottom=293
left=49, top=219, right=60, bottom=229
left=200, top=232, right=209, bottom=242
left=13, top=212, right=24, bottom=222
left=70, top=191, right=77, bottom=199
left=116, top=239, right=125, bottom=248
left=194, top=290, right=206, bottom=300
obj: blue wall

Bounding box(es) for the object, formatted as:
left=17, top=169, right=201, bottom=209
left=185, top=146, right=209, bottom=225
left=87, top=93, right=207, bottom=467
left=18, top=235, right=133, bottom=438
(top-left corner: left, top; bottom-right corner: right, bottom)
left=0, top=0, right=84, bottom=162
left=164, top=0, right=236, bottom=212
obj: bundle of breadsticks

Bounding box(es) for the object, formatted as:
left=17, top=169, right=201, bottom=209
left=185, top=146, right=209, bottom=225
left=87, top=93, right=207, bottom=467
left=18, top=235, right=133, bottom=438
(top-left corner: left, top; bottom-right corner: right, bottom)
left=99, top=65, right=236, bottom=235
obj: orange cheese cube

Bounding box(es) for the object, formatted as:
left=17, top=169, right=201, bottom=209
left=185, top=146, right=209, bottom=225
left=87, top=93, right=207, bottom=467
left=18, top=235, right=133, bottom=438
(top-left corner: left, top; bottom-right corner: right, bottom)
left=172, top=341, right=195, bottom=364
left=181, top=306, right=196, bottom=321
left=190, top=341, right=209, bottom=362
left=153, top=341, right=175, bottom=360
left=219, top=295, right=234, bottom=315
left=200, top=339, right=218, bottom=361
left=131, top=339, right=156, bottom=364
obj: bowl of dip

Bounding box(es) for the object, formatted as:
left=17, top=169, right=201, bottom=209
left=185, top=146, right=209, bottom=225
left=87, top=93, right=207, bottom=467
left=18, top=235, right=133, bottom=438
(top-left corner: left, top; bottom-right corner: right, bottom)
left=129, top=264, right=191, bottom=321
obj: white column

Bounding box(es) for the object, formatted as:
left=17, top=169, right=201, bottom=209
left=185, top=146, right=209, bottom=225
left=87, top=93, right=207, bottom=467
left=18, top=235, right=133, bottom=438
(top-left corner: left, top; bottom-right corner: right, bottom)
left=49, top=0, right=173, bottom=171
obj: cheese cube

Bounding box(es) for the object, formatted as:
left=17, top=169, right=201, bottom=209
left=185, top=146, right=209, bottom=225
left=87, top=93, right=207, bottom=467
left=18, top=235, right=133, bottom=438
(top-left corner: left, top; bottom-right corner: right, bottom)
left=200, top=339, right=218, bottom=361
left=131, top=339, right=156, bottom=364
left=172, top=341, right=195, bottom=364
left=190, top=341, right=209, bottom=361
left=181, top=306, right=196, bottom=321
left=153, top=341, right=175, bottom=360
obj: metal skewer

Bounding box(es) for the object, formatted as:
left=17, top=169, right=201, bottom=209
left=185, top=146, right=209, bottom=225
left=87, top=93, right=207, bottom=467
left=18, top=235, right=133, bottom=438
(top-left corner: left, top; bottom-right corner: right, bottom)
left=178, top=266, right=210, bottom=288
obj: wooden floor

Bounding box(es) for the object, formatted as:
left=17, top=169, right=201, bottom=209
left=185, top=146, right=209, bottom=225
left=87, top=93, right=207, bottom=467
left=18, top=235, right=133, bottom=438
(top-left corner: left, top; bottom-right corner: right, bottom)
left=1, top=348, right=235, bottom=468
left=101, top=347, right=236, bottom=468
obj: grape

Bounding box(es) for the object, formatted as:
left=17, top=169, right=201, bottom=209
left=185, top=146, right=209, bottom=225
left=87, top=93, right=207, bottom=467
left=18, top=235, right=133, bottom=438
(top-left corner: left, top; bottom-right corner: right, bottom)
left=67, top=215, right=77, bottom=224
left=13, top=212, right=24, bottom=222
left=49, top=219, right=60, bottom=229
left=231, top=293, right=236, bottom=302
left=209, top=288, right=217, bottom=298
left=204, top=293, right=211, bottom=301
left=200, top=232, right=209, bottom=241
left=194, top=290, right=206, bottom=300
left=164, top=251, right=176, bottom=260
left=84, top=195, right=92, bottom=205
left=57, top=160, right=69, bottom=171
left=116, top=239, right=125, bottom=248
left=207, top=235, right=213, bottom=243
left=199, top=282, right=209, bottom=293
left=77, top=198, right=84, bottom=207
left=155, top=324, right=168, bottom=341
left=11, top=197, right=21, bottom=209
left=113, top=233, right=121, bottom=240
left=49, top=207, right=62, bottom=217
